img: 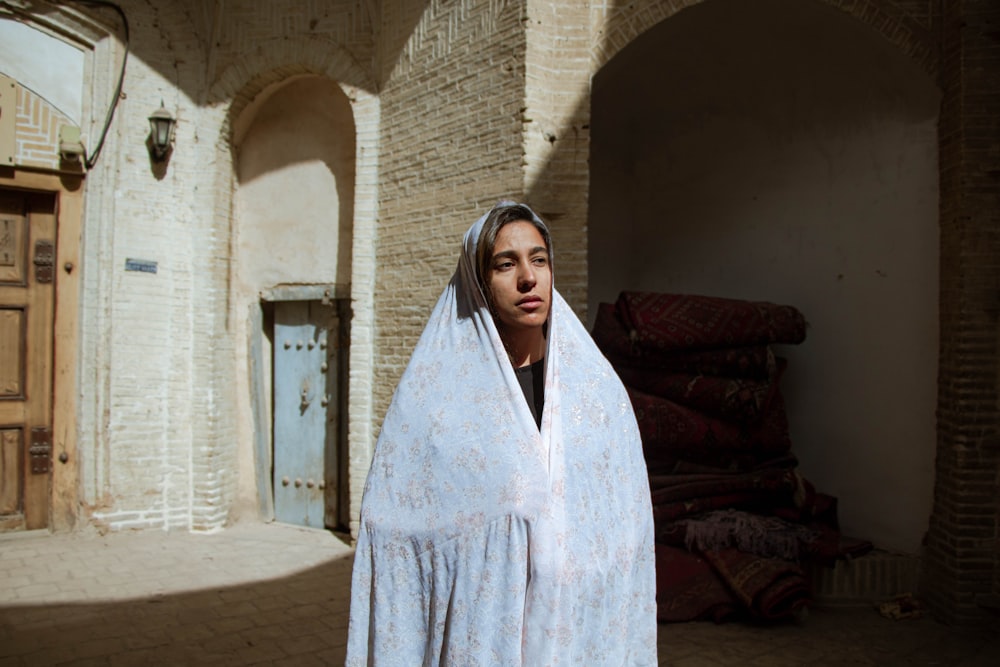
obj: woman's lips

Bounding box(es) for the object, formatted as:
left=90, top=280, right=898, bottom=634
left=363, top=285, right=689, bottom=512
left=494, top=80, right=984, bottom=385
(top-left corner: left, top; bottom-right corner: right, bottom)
left=517, top=296, right=543, bottom=310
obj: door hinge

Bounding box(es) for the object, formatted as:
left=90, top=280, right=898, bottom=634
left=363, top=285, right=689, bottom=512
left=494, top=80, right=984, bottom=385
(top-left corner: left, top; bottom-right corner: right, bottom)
left=34, top=239, right=55, bottom=284
left=30, top=427, right=52, bottom=474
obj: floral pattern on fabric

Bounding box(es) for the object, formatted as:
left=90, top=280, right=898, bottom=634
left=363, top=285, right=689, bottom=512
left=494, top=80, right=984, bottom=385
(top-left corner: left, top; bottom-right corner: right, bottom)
left=346, top=204, right=657, bottom=666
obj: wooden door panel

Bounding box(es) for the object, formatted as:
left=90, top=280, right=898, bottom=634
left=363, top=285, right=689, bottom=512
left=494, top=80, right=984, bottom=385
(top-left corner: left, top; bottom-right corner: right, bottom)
left=273, top=300, right=339, bottom=529
left=0, top=207, right=27, bottom=283
left=0, top=428, right=21, bottom=517
left=0, top=307, right=24, bottom=398
left=0, top=188, right=54, bottom=531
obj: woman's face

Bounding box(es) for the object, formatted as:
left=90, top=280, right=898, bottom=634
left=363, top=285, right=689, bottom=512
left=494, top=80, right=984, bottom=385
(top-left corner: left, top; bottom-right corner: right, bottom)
left=487, top=221, right=552, bottom=335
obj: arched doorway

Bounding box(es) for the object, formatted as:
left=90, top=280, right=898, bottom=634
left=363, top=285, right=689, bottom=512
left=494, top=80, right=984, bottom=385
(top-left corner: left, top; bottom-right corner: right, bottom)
left=589, top=0, right=940, bottom=555
left=234, top=75, right=356, bottom=529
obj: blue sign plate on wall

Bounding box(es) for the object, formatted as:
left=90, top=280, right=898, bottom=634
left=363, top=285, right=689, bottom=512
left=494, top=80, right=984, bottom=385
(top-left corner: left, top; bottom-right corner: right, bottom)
left=125, top=258, right=157, bottom=273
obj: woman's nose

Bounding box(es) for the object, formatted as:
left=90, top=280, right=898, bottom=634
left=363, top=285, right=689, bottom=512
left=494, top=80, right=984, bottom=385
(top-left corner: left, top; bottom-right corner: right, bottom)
left=517, top=264, right=536, bottom=290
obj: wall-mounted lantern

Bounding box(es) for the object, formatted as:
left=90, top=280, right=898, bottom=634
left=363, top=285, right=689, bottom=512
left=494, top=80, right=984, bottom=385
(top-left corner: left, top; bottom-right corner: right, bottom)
left=147, top=101, right=175, bottom=162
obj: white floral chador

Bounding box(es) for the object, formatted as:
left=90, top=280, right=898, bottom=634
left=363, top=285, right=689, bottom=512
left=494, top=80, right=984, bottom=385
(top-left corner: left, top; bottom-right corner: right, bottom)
left=346, top=204, right=657, bottom=666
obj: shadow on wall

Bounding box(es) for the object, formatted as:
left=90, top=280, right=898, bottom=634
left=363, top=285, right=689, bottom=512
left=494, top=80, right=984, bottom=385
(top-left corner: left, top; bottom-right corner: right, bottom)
left=234, top=76, right=356, bottom=288
left=45, top=0, right=432, bottom=101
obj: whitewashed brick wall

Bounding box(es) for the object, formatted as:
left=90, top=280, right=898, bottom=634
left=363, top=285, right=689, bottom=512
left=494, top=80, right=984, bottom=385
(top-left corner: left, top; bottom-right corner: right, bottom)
left=21, top=0, right=597, bottom=536
left=70, top=0, right=380, bottom=532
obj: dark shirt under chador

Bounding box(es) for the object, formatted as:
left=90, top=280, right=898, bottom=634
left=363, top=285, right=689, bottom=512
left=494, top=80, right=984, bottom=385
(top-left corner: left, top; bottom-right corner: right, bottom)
left=514, top=358, right=545, bottom=429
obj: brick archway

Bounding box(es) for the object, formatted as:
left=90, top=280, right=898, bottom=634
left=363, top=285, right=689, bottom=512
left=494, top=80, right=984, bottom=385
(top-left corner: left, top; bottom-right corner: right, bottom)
left=206, top=43, right=380, bottom=535
left=591, top=0, right=936, bottom=76
left=587, top=0, right=1000, bottom=625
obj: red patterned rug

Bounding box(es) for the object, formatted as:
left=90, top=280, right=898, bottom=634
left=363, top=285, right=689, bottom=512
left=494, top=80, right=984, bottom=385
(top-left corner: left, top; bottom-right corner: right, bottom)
left=592, top=302, right=776, bottom=379
left=615, top=291, right=808, bottom=351
left=615, top=359, right=785, bottom=425
left=655, top=544, right=810, bottom=623
left=629, top=385, right=793, bottom=469
left=589, top=290, right=870, bottom=624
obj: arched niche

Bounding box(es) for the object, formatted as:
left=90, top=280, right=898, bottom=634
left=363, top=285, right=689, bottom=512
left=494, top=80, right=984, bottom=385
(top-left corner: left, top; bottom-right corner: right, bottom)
left=234, top=75, right=355, bottom=291
left=230, top=74, right=358, bottom=529
left=588, top=0, right=940, bottom=554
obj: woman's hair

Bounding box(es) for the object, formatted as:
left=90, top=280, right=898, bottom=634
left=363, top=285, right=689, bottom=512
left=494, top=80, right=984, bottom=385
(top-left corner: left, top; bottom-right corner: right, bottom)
left=475, top=203, right=553, bottom=299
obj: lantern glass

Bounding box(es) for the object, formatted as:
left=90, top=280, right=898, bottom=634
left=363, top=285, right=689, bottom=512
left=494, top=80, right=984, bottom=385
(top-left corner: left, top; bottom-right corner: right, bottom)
left=148, top=103, right=175, bottom=160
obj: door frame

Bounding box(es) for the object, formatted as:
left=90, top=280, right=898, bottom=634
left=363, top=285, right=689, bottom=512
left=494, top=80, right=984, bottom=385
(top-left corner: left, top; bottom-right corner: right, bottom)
left=252, top=283, right=350, bottom=528
left=0, top=167, right=83, bottom=532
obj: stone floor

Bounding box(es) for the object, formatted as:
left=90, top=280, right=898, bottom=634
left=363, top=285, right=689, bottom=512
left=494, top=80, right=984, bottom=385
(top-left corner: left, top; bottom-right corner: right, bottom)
left=1, top=521, right=997, bottom=666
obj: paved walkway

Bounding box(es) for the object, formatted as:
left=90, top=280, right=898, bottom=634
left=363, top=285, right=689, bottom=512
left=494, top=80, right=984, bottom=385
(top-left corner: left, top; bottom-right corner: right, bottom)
left=1, top=521, right=998, bottom=666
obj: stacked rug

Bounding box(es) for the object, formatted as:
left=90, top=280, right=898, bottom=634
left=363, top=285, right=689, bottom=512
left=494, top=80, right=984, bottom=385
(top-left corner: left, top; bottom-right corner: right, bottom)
left=592, top=291, right=870, bottom=623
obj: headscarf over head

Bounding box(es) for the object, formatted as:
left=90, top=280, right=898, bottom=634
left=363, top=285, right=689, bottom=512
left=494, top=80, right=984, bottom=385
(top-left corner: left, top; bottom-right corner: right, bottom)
left=346, top=202, right=657, bottom=666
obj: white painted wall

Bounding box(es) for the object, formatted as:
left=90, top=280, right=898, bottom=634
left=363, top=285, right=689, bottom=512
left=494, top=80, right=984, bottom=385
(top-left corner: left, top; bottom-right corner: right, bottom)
left=589, top=0, right=940, bottom=554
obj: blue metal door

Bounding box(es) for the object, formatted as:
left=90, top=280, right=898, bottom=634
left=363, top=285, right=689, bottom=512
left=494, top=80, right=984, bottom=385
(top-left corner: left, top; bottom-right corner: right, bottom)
left=273, top=300, right=341, bottom=528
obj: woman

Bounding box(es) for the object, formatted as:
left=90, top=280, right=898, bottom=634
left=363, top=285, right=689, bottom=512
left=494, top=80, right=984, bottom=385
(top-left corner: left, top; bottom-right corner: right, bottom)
left=346, top=202, right=657, bottom=665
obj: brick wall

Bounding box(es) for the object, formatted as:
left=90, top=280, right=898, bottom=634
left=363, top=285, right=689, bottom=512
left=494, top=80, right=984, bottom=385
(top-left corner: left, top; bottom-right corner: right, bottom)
left=80, top=2, right=235, bottom=531
left=523, top=0, right=593, bottom=316
left=370, top=0, right=528, bottom=429
left=924, top=0, right=1000, bottom=624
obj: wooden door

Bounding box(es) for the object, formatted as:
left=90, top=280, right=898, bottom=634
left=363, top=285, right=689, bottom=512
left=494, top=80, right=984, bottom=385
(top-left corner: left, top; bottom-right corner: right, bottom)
left=272, top=300, right=343, bottom=529
left=0, top=188, right=55, bottom=531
